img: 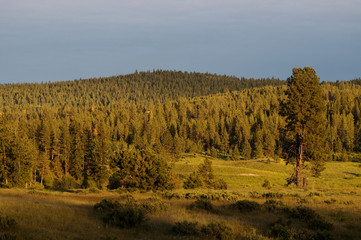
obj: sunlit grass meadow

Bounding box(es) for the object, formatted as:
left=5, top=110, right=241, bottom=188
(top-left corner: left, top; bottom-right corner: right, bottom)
left=1, top=154, right=361, bottom=239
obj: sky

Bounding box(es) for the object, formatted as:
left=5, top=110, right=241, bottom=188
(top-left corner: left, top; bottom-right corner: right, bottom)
left=1, top=0, right=361, bottom=83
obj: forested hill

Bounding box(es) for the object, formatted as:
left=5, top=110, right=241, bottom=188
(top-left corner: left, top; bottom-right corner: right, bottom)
left=1, top=73, right=361, bottom=189
left=0, top=70, right=284, bottom=109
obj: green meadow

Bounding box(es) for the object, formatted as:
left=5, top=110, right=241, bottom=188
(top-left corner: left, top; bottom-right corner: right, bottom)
left=1, top=154, right=360, bottom=240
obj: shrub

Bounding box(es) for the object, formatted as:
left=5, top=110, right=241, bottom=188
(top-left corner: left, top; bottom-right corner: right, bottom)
left=269, top=219, right=333, bottom=240
left=262, top=179, right=271, bottom=189
left=324, top=199, right=337, bottom=204
left=183, top=158, right=227, bottom=190
left=244, top=228, right=269, bottom=240
left=108, top=173, right=123, bottom=190
left=308, top=192, right=323, bottom=197
left=288, top=206, right=319, bottom=221
left=343, top=200, right=354, bottom=205
left=140, top=198, right=169, bottom=214
left=211, top=147, right=218, bottom=158
left=94, top=199, right=147, bottom=228
left=294, top=230, right=316, bottom=240
left=172, top=221, right=201, bottom=236
left=288, top=206, right=333, bottom=231
left=0, top=183, right=10, bottom=189
left=172, top=221, right=233, bottom=240
left=269, top=220, right=295, bottom=240
left=234, top=200, right=261, bottom=212
left=189, top=199, right=214, bottom=212
left=43, top=176, right=54, bottom=189
left=183, top=172, right=203, bottom=189
left=212, top=179, right=228, bottom=190
left=108, top=149, right=173, bottom=191
left=307, top=218, right=333, bottom=231
left=249, top=191, right=261, bottom=198
left=163, top=191, right=243, bottom=201
left=0, top=233, right=17, bottom=240
left=94, top=199, right=122, bottom=214
left=201, top=222, right=234, bottom=240
left=56, top=175, right=79, bottom=190
left=0, top=216, right=17, bottom=231
left=262, top=192, right=284, bottom=199
left=103, top=205, right=146, bottom=228
left=263, top=200, right=285, bottom=213
left=313, top=231, right=335, bottom=240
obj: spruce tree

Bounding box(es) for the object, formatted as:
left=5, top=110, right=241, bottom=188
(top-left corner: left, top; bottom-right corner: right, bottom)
left=0, top=113, right=11, bottom=185
left=282, top=67, right=327, bottom=186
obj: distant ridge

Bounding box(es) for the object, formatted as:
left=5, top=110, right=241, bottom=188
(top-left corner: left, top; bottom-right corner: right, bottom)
left=0, top=70, right=284, bottom=108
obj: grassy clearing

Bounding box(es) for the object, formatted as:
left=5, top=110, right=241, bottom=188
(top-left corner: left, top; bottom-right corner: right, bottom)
left=1, top=154, right=361, bottom=239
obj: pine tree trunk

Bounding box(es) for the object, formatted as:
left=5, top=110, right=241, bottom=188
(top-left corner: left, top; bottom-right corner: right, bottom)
left=296, top=133, right=303, bottom=187
left=41, top=163, right=44, bottom=185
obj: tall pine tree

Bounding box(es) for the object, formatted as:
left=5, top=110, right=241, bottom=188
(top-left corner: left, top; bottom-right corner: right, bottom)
left=282, top=67, right=327, bottom=186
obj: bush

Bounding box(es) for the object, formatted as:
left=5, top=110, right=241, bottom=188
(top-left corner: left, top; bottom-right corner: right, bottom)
left=308, top=192, right=323, bottom=197
left=201, top=222, right=234, bottom=240
left=307, top=218, right=333, bottom=231
left=234, top=200, right=261, bottom=212
left=263, top=200, right=285, bottom=213
left=183, top=158, right=228, bottom=190
left=313, top=231, right=335, bottom=240
left=244, top=228, right=269, bottom=240
left=324, top=199, right=337, bottom=204
left=183, top=172, right=203, bottom=189
left=43, top=176, right=54, bottom=189
left=288, top=206, right=333, bottom=231
left=189, top=199, right=214, bottom=212
left=269, top=220, right=295, bottom=240
left=140, top=198, right=169, bottom=214
left=262, top=192, right=284, bottom=199
left=94, top=199, right=122, bottom=214
left=0, top=233, right=17, bottom=240
left=172, top=221, right=233, bottom=240
left=94, top=199, right=147, bottom=228
left=249, top=191, right=261, bottom=198
left=262, top=179, right=271, bottom=189
left=163, top=191, right=243, bottom=201
left=212, top=179, right=228, bottom=190
left=54, top=175, right=79, bottom=190
left=0, top=183, right=10, bottom=189
left=269, top=218, right=333, bottom=240
left=0, top=216, right=17, bottom=231
left=108, top=149, right=173, bottom=191
left=103, top=206, right=146, bottom=228
left=172, top=221, right=201, bottom=236
left=0, top=216, right=17, bottom=240
left=289, top=206, right=319, bottom=221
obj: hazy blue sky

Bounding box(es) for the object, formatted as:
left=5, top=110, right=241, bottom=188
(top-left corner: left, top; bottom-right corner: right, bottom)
left=1, top=0, right=361, bottom=83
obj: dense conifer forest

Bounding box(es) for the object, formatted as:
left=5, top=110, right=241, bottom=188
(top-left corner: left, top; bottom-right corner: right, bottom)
left=1, top=70, right=360, bottom=189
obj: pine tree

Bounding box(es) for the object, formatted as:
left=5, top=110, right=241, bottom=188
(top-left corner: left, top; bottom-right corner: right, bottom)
left=82, top=125, right=96, bottom=188
left=231, top=145, right=240, bottom=160
left=69, top=120, right=84, bottom=180
left=37, top=112, right=52, bottom=185
left=0, top=113, right=11, bottom=185
left=11, top=122, right=37, bottom=187
left=252, top=126, right=264, bottom=159
left=241, top=138, right=252, bottom=160
left=281, top=67, right=327, bottom=186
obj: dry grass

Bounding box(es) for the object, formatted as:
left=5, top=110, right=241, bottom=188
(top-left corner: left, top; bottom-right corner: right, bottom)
left=1, top=154, right=361, bottom=239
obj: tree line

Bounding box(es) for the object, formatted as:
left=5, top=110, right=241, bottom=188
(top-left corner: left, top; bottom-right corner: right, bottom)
left=0, top=70, right=284, bottom=109
left=0, top=70, right=360, bottom=189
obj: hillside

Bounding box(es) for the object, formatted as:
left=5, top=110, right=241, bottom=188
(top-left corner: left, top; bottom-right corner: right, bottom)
left=1, top=70, right=361, bottom=240
left=0, top=76, right=361, bottom=190
left=0, top=70, right=284, bottom=109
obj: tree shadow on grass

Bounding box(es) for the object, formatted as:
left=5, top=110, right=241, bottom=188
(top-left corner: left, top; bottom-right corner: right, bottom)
left=344, top=172, right=361, bottom=177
